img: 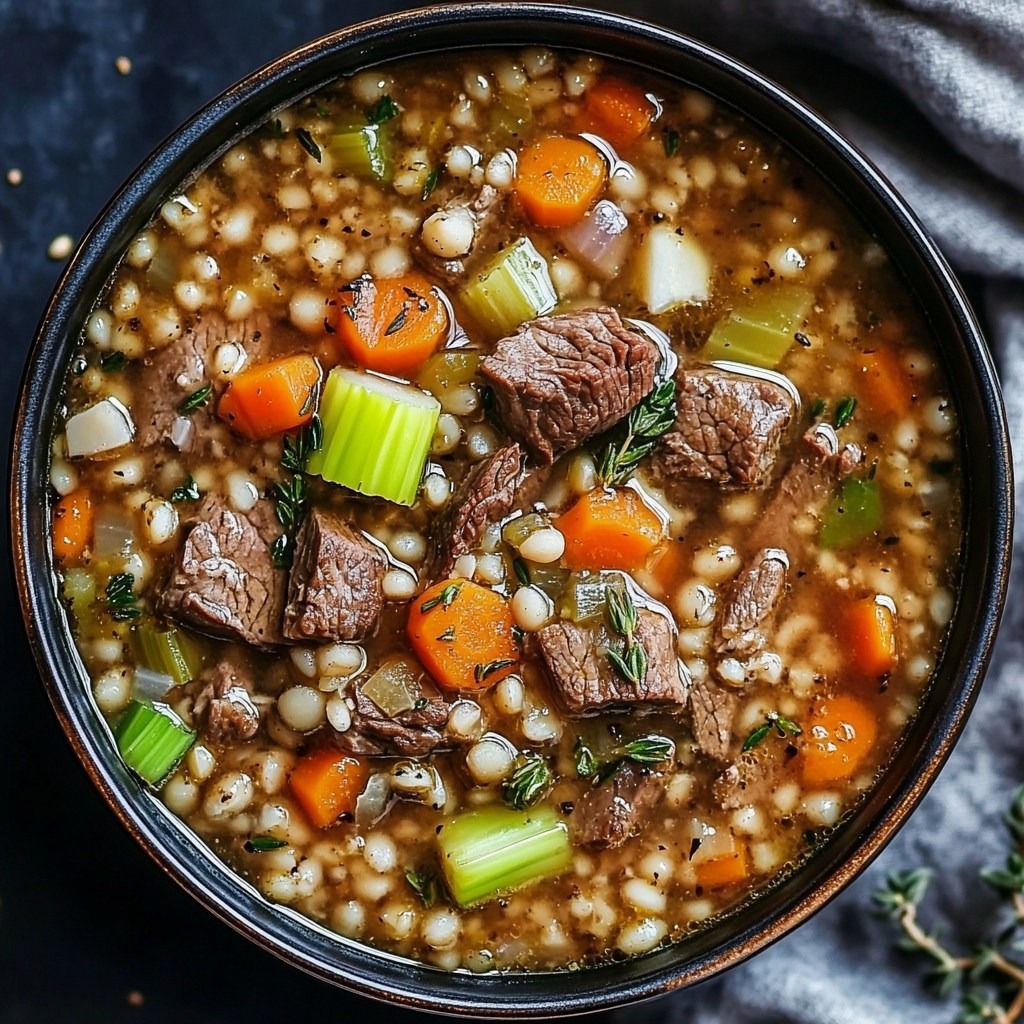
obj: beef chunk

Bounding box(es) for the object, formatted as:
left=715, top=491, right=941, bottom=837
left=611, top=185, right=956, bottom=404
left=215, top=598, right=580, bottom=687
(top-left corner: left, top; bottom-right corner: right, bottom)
left=715, top=547, right=789, bottom=655
left=193, top=655, right=260, bottom=744
left=283, top=509, right=387, bottom=642
left=414, top=184, right=506, bottom=284
left=430, top=443, right=521, bottom=576
left=689, top=677, right=738, bottom=761
left=480, top=307, right=660, bottom=464
left=133, top=311, right=272, bottom=453
left=713, top=752, right=782, bottom=810
left=656, top=366, right=795, bottom=487
left=536, top=609, right=687, bottom=718
left=161, top=497, right=286, bottom=650
left=333, top=675, right=452, bottom=757
left=573, top=761, right=665, bottom=848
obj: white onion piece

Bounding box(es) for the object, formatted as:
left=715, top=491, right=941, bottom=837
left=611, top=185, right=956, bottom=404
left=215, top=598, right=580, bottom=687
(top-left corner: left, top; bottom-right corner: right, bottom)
left=354, top=771, right=394, bottom=827
left=170, top=415, right=194, bottom=450
left=635, top=223, right=710, bottom=314
left=65, top=397, right=136, bottom=458
left=92, top=506, right=135, bottom=559
left=560, top=199, right=631, bottom=279
left=132, top=666, right=176, bottom=703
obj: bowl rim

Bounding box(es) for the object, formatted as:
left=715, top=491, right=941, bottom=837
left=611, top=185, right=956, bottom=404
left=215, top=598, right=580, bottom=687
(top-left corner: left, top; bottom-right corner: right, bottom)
left=9, top=2, right=1013, bottom=1017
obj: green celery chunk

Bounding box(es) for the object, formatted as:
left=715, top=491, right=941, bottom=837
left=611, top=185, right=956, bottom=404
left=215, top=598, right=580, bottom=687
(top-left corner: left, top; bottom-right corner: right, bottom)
left=115, top=700, right=195, bottom=788
left=558, top=572, right=623, bottom=623
left=702, top=285, right=813, bottom=368
left=488, top=92, right=531, bottom=147
left=415, top=350, right=481, bottom=399
left=307, top=367, right=440, bottom=507
left=437, top=804, right=571, bottom=906
left=501, top=512, right=547, bottom=550
left=513, top=560, right=570, bottom=600
left=460, top=237, right=556, bottom=337
left=136, top=624, right=201, bottom=687
left=62, top=568, right=95, bottom=619
left=328, top=124, right=390, bottom=182
left=820, top=476, right=883, bottom=548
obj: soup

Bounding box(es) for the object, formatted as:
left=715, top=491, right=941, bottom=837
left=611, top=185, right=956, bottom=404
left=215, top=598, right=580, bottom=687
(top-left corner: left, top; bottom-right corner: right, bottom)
left=49, top=46, right=961, bottom=971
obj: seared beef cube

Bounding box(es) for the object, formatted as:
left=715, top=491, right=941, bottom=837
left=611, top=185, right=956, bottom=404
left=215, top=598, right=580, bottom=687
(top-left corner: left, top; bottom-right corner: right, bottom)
left=573, top=761, right=665, bottom=848
left=657, top=366, right=795, bottom=487
left=161, top=497, right=286, bottom=650
left=283, top=508, right=387, bottom=642
left=536, top=609, right=687, bottom=718
left=430, top=443, right=521, bottom=576
left=480, top=307, right=660, bottom=464
left=193, top=655, right=260, bottom=744
left=715, top=547, right=789, bottom=655
left=133, top=311, right=272, bottom=453
left=334, top=675, right=452, bottom=757
left=689, top=677, right=738, bottom=762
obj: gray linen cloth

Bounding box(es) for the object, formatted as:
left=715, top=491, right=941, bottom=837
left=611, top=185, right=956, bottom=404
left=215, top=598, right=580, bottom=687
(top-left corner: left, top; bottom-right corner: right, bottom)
left=590, top=1, right=1024, bottom=1021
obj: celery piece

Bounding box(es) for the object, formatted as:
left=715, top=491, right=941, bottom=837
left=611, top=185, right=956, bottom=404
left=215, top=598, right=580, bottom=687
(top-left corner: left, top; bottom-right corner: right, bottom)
left=703, top=286, right=814, bottom=369
left=460, top=237, right=556, bottom=337
left=115, top=700, right=195, bottom=788
left=62, top=568, right=96, bottom=618
left=514, top=561, right=570, bottom=601
left=501, top=512, right=547, bottom=549
left=437, top=804, right=572, bottom=906
left=820, top=476, right=883, bottom=549
left=488, top=93, right=531, bottom=147
left=558, top=572, right=623, bottom=623
left=136, top=624, right=201, bottom=687
left=328, top=124, right=390, bottom=182
left=306, top=367, right=440, bottom=507
left=415, top=350, right=480, bottom=399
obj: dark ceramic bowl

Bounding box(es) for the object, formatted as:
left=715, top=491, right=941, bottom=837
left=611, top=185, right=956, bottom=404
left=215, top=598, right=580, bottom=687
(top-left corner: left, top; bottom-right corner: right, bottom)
left=10, top=2, right=1013, bottom=1016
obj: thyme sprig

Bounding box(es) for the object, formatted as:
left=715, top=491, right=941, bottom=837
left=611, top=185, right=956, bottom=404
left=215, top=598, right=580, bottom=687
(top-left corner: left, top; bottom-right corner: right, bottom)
left=596, top=378, right=676, bottom=486
left=873, top=784, right=1024, bottom=1022
left=244, top=835, right=288, bottom=853
left=575, top=734, right=675, bottom=782
left=742, top=710, right=803, bottom=753
left=605, top=587, right=648, bottom=686
left=272, top=413, right=322, bottom=568
left=502, top=752, right=552, bottom=810
left=105, top=572, right=141, bottom=621
left=405, top=866, right=442, bottom=908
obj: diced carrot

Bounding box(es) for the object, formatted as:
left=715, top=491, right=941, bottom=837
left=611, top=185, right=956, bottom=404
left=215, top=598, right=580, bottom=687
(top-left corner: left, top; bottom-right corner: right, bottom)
left=853, top=347, right=915, bottom=417
left=841, top=596, right=898, bottom=681
left=52, top=490, right=94, bottom=565
left=335, top=271, right=450, bottom=377
left=557, top=488, right=664, bottom=572
left=217, top=353, right=322, bottom=440
left=801, top=694, right=878, bottom=786
left=514, top=135, right=607, bottom=229
left=407, top=579, right=519, bottom=692
left=648, top=540, right=689, bottom=597
left=289, top=748, right=370, bottom=829
left=581, top=76, right=656, bottom=151
left=694, top=847, right=749, bottom=891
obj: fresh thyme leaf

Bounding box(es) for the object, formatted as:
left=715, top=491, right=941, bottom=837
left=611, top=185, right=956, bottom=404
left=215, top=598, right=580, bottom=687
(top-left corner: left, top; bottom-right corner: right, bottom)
left=596, top=378, right=676, bottom=485
left=474, top=658, right=515, bottom=685
left=605, top=586, right=637, bottom=640
left=421, top=166, right=440, bottom=201
left=573, top=738, right=597, bottom=779
left=270, top=533, right=293, bottom=569
left=384, top=305, right=408, bottom=336
left=627, top=641, right=648, bottom=684
left=178, top=384, right=213, bottom=414
left=295, top=127, right=322, bottom=162
left=742, top=711, right=803, bottom=753
left=513, top=558, right=531, bottom=586
left=366, top=94, right=400, bottom=124
left=268, top=117, right=285, bottom=139
left=622, top=735, right=674, bottom=765
left=405, top=866, right=441, bottom=907
left=662, top=127, right=680, bottom=157
left=436, top=626, right=456, bottom=643
left=169, top=475, right=201, bottom=503
left=245, top=835, right=288, bottom=853
left=605, top=586, right=647, bottom=686
left=606, top=646, right=640, bottom=686
left=420, top=582, right=461, bottom=613
left=100, top=351, right=127, bottom=373
left=298, top=388, right=316, bottom=418
left=833, top=395, right=857, bottom=429
left=742, top=723, right=771, bottom=752
left=105, top=572, right=141, bottom=621
left=280, top=414, right=323, bottom=473
left=808, top=397, right=827, bottom=421
left=502, top=753, right=552, bottom=810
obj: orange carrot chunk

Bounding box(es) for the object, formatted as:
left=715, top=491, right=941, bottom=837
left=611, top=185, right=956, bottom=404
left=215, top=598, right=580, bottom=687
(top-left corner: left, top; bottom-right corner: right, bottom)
left=842, top=596, right=898, bottom=681
left=407, top=579, right=519, bottom=692
left=853, top=347, right=915, bottom=417
left=582, top=77, right=657, bottom=151
left=289, top=748, right=370, bottom=829
left=336, top=271, right=450, bottom=377
left=514, top=135, right=607, bottom=229
left=648, top=540, right=690, bottom=598
left=217, top=353, right=321, bottom=440
left=695, top=847, right=749, bottom=891
left=52, top=490, right=94, bottom=565
left=557, top=488, right=663, bottom=572
left=801, top=695, right=878, bottom=786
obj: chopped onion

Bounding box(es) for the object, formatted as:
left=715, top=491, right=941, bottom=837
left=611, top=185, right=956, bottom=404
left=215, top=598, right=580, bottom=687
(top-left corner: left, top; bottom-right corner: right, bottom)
left=170, top=415, right=194, bottom=450
left=132, top=666, right=177, bottom=703
left=354, top=771, right=394, bottom=827
left=559, top=200, right=631, bottom=279
left=65, top=397, right=136, bottom=458
left=634, top=223, right=710, bottom=314
left=360, top=656, right=419, bottom=718
left=92, top=506, right=135, bottom=559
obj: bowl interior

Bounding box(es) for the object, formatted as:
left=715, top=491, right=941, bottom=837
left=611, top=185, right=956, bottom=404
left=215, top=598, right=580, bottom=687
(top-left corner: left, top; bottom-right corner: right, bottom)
left=10, top=3, right=1012, bottom=1016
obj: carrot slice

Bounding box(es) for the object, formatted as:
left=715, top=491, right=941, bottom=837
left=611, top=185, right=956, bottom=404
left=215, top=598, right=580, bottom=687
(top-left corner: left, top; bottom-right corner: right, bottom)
left=695, top=847, right=749, bottom=891
left=407, top=579, right=519, bottom=692
left=842, top=596, right=898, bottom=681
left=289, top=748, right=370, bottom=829
left=582, top=77, right=656, bottom=151
left=217, top=353, right=321, bottom=440
left=801, top=695, right=878, bottom=786
left=853, top=347, right=915, bottom=417
left=557, top=488, right=663, bottom=572
left=648, top=540, right=689, bottom=597
left=336, top=271, right=450, bottom=377
left=514, top=135, right=607, bottom=229
left=52, top=490, right=94, bottom=565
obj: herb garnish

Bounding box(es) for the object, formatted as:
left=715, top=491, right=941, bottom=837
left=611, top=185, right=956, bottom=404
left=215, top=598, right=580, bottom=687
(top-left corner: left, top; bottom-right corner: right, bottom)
left=420, top=582, right=461, bottom=613
left=405, top=867, right=441, bottom=907
left=270, top=534, right=292, bottom=570
left=596, top=378, right=676, bottom=486
left=502, top=753, right=552, bottom=810
left=274, top=474, right=307, bottom=530
left=295, top=127, right=322, bottom=163
left=105, top=572, right=141, bottom=621
left=742, top=710, right=803, bottom=753
left=384, top=306, right=408, bottom=336
left=100, top=351, right=127, bottom=373
left=436, top=626, right=456, bottom=643
left=605, top=587, right=648, bottom=687
left=474, top=658, right=516, bottom=686
left=513, top=558, right=531, bottom=586
left=573, top=737, right=598, bottom=779
left=272, top=414, right=322, bottom=567
left=281, top=413, right=323, bottom=474
left=178, top=384, right=212, bottom=414
left=421, top=166, right=441, bottom=201
left=833, top=395, right=857, bottom=429
left=366, top=94, right=400, bottom=125
left=244, top=835, right=288, bottom=853
left=622, top=735, right=676, bottom=764
left=808, top=397, right=827, bottom=421
left=662, top=127, right=680, bottom=157
left=574, top=733, right=674, bottom=781
left=169, top=475, right=201, bottom=503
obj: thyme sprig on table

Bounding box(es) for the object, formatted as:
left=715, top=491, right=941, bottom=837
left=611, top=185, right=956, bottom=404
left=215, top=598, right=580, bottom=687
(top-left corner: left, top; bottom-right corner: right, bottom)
left=873, top=784, right=1024, bottom=1023
left=605, top=586, right=648, bottom=686
left=596, top=378, right=676, bottom=486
